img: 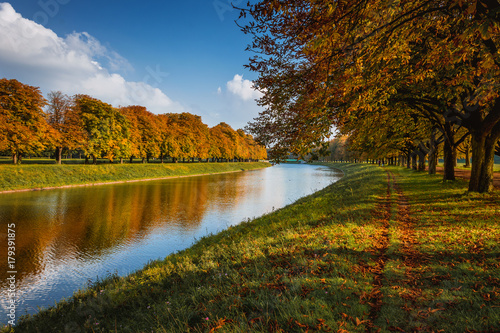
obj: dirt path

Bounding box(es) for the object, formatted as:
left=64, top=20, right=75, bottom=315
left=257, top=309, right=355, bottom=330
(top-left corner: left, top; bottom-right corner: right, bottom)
left=435, top=166, right=500, bottom=188
left=389, top=172, right=429, bottom=331
left=366, top=171, right=392, bottom=331
left=367, top=170, right=427, bottom=332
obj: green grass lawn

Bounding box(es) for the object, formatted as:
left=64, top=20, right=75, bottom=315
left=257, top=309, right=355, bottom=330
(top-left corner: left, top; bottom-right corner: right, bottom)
left=5, top=163, right=499, bottom=332
left=437, top=162, right=500, bottom=172
left=0, top=162, right=270, bottom=192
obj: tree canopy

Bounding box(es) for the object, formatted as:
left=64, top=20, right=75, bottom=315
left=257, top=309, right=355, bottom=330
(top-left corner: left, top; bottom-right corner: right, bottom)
left=0, top=79, right=267, bottom=165
left=241, top=0, right=500, bottom=192
left=0, top=79, right=51, bottom=164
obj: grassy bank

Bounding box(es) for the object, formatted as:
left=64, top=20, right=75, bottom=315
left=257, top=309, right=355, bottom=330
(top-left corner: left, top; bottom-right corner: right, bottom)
left=6, top=163, right=500, bottom=332
left=0, top=162, right=270, bottom=192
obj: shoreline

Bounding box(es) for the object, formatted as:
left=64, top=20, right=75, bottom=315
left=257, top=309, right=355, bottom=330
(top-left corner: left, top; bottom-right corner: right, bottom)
left=0, top=162, right=271, bottom=195
left=0, top=170, right=245, bottom=195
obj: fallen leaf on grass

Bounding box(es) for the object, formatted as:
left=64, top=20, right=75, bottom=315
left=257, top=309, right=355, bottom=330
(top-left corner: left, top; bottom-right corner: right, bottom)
left=356, top=317, right=368, bottom=326
left=209, top=317, right=232, bottom=332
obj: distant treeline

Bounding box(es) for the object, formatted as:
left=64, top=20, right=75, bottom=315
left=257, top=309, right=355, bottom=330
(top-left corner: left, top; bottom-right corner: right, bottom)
left=0, top=78, right=267, bottom=164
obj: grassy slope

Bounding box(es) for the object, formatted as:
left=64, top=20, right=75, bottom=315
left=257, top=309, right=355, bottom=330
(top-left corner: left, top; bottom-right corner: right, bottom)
left=7, top=163, right=500, bottom=332
left=379, top=166, right=500, bottom=331
left=436, top=163, right=500, bottom=172
left=0, top=162, right=270, bottom=192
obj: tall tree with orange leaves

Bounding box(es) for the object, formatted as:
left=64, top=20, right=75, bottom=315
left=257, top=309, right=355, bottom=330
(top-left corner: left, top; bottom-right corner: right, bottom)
left=73, top=95, right=131, bottom=164
left=120, top=106, right=160, bottom=163
left=0, top=78, right=51, bottom=164
left=47, top=91, right=86, bottom=164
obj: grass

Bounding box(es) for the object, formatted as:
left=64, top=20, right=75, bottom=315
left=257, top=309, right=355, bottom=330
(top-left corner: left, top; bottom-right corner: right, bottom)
left=4, top=163, right=499, bottom=332
left=0, top=157, right=225, bottom=165
left=0, top=162, right=270, bottom=192
left=378, top=166, right=500, bottom=332
left=436, top=162, right=500, bottom=172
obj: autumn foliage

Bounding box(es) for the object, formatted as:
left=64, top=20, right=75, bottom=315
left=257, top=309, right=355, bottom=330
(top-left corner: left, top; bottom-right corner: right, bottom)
left=241, top=0, right=500, bottom=192
left=0, top=79, right=52, bottom=164
left=0, top=79, right=267, bottom=164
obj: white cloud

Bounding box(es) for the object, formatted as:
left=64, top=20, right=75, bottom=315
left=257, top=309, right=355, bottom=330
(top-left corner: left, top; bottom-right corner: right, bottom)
left=64, top=32, right=133, bottom=73
left=0, top=2, right=183, bottom=113
left=204, top=75, right=265, bottom=129
left=226, top=74, right=263, bottom=101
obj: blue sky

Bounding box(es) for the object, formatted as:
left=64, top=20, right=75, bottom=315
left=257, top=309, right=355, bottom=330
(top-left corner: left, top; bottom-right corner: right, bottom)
left=0, top=0, right=263, bottom=129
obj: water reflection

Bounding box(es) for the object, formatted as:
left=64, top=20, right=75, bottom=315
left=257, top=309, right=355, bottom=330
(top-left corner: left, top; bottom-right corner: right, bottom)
left=0, top=164, right=341, bottom=323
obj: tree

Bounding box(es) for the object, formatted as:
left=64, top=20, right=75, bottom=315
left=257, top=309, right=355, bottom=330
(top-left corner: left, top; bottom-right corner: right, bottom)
left=210, top=123, right=237, bottom=161
left=165, top=113, right=210, bottom=162
left=157, top=114, right=182, bottom=163
left=235, top=129, right=250, bottom=161
left=47, top=91, right=85, bottom=164
left=120, top=106, right=160, bottom=163
left=73, top=95, right=131, bottom=164
left=458, top=135, right=472, bottom=168
left=328, top=137, right=350, bottom=162
left=243, top=131, right=268, bottom=161
left=0, top=78, right=50, bottom=164
left=241, top=0, right=500, bottom=192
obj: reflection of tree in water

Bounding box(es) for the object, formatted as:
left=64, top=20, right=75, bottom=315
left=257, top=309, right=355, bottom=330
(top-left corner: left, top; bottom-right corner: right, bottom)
left=165, top=177, right=209, bottom=229
left=0, top=173, right=252, bottom=283
left=203, top=172, right=250, bottom=214
left=0, top=192, right=67, bottom=283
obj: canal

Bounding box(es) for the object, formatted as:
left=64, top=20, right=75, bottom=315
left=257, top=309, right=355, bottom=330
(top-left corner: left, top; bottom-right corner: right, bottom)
left=0, top=164, right=342, bottom=324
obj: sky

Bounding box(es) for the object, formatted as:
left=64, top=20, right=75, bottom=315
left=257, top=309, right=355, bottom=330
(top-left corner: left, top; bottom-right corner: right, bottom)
left=0, top=0, right=264, bottom=130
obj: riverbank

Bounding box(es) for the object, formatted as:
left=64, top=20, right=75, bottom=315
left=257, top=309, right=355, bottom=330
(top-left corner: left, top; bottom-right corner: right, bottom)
left=7, top=163, right=499, bottom=332
left=0, top=162, right=270, bottom=193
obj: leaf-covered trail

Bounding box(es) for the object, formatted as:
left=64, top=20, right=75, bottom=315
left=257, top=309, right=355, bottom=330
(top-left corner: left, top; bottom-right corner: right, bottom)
left=389, top=171, right=429, bottom=331
left=368, top=169, right=429, bottom=332
left=366, top=171, right=392, bottom=331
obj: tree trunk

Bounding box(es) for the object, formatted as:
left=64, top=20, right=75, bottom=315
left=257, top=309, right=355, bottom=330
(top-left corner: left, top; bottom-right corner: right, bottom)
left=442, top=139, right=455, bottom=180
left=130, top=156, right=134, bottom=163
left=469, top=132, right=497, bottom=193
left=120, top=158, right=124, bottom=164
left=142, top=157, right=146, bottom=164
left=428, top=131, right=438, bottom=175
left=92, top=155, right=97, bottom=165
left=418, top=152, right=426, bottom=171
left=411, top=154, right=417, bottom=170
left=12, top=152, right=17, bottom=164
left=55, top=147, right=63, bottom=165
left=464, top=145, right=471, bottom=167
left=428, top=151, right=438, bottom=175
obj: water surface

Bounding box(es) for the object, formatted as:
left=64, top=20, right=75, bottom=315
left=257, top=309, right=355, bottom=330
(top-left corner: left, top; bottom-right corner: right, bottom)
left=0, top=164, right=341, bottom=323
